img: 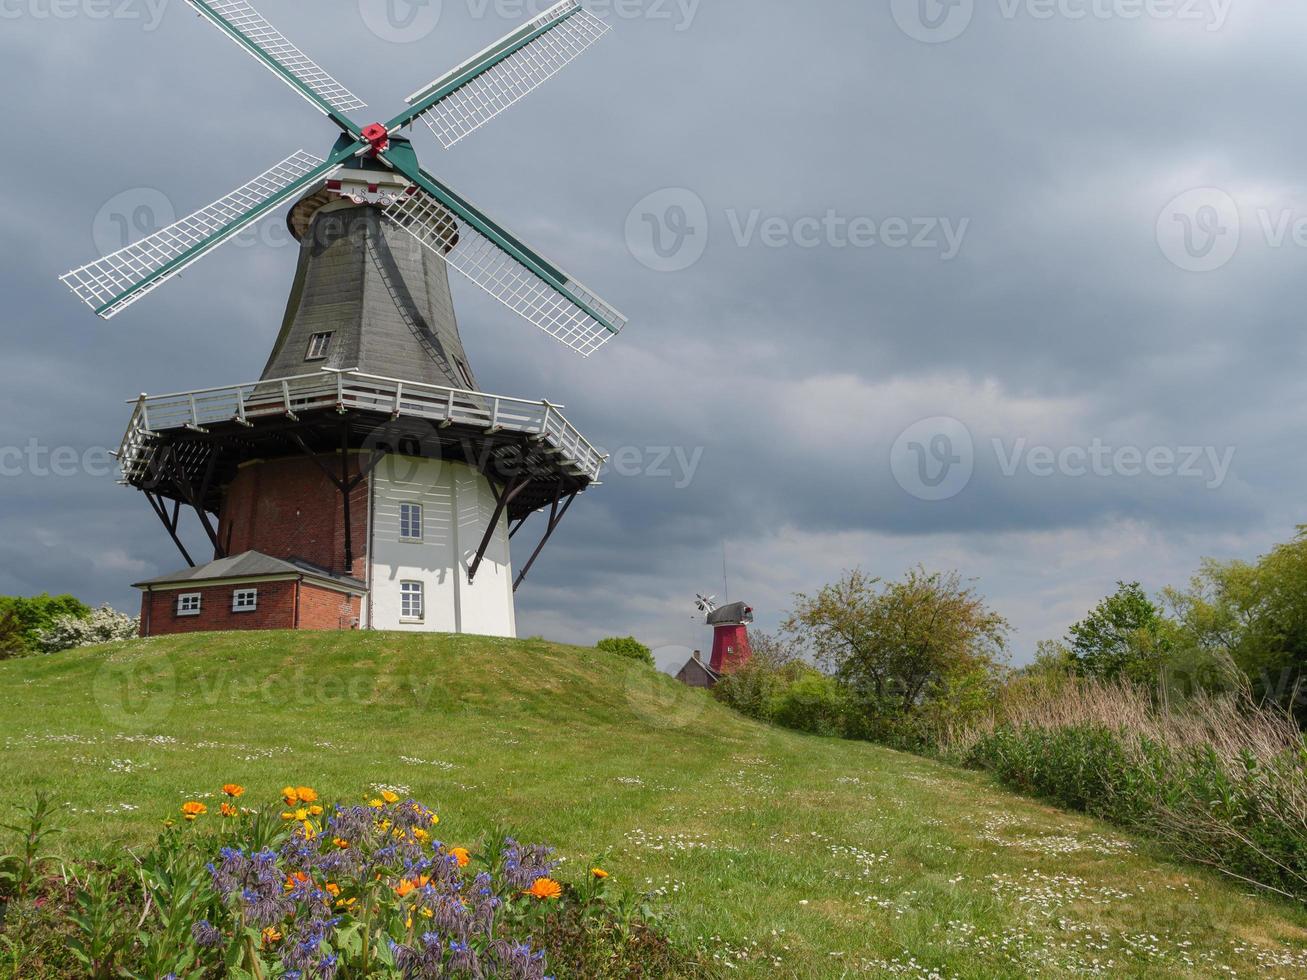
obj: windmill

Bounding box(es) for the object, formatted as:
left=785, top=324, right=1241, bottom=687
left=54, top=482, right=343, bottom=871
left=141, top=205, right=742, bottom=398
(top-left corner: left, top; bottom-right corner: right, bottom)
left=676, top=591, right=754, bottom=686
left=63, top=0, right=627, bottom=639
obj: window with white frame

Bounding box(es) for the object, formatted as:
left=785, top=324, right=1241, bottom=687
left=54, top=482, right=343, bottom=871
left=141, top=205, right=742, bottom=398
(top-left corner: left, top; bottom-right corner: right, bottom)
left=176, top=593, right=202, bottom=616
left=305, top=331, right=334, bottom=360
left=400, top=581, right=424, bottom=622
left=232, top=588, right=258, bottom=613
left=399, top=502, right=424, bottom=542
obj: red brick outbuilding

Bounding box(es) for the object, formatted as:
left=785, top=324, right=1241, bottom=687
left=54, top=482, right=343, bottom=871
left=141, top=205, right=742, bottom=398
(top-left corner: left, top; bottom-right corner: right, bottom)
left=134, top=551, right=366, bottom=638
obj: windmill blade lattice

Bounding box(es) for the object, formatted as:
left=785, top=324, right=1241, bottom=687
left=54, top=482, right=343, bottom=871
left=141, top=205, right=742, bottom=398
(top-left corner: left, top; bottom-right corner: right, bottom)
left=383, top=176, right=627, bottom=357
left=61, top=150, right=333, bottom=319
left=397, top=0, right=610, bottom=149
left=185, top=0, right=366, bottom=119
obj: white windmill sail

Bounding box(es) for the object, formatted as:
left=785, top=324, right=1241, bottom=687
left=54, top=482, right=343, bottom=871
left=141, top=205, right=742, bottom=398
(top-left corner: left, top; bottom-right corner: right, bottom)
left=61, top=151, right=333, bottom=319
left=399, top=0, right=610, bottom=148
left=185, top=0, right=366, bottom=119
left=382, top=176, right=627, bottom=357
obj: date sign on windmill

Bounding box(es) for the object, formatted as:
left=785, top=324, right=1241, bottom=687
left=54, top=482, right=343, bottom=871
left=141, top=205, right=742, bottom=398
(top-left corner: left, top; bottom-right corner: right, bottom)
left=61, top=0, right=626, bottom=638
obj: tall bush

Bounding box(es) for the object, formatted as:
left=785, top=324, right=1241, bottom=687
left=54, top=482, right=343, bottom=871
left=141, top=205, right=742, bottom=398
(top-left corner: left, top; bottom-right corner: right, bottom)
left=38, top=604, right=138, bottom=652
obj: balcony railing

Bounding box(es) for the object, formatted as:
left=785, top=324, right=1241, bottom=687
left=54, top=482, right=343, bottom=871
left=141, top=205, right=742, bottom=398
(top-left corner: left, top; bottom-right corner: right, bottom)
left=117, top=369, right=606, bottom=483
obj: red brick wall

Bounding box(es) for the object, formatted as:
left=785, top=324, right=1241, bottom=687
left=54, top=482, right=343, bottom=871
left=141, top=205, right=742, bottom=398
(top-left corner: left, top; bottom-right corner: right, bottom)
left=140, top=580, right=362, bottom=637
left=218, top=455, right=370, bottom=579
left=298, top=583, right=361, bottom=630
left=140, top=580, right=297, bottom=636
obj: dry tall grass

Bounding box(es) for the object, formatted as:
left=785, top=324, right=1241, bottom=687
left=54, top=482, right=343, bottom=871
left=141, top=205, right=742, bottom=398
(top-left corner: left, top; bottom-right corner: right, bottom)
left=949, top=673, right=1307, bottom=901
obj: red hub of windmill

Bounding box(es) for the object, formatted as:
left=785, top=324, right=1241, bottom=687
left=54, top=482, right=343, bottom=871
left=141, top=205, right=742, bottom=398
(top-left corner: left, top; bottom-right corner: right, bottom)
left=361, top=124, right=390, bottom=155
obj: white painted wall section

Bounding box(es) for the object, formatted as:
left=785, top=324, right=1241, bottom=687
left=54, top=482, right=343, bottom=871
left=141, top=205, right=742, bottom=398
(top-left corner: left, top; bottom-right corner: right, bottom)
left=368, top=455, right=516, bottom=637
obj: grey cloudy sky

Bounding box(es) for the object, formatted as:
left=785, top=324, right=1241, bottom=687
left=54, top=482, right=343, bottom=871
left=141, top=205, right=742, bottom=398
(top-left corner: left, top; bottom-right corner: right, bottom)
left=3, top=0, right=1304, bottom=672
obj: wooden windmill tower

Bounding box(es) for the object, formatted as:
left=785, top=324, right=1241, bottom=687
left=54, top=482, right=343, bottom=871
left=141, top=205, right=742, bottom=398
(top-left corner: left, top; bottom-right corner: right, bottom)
left=61, top=0, right=625, bottom=638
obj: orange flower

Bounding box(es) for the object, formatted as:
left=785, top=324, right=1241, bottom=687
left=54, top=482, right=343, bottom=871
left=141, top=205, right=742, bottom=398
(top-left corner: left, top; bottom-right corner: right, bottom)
left=393, top=874, right=431, bottom=898
left=282, top=787, right=300, bottom=806
left=332, top=837, right=351, bottom=849
left=220, top=802, right=239, bottom=818
left=295, top=786, right=318, bottom=804
left=591, top=868, right=609, bottom=879
left=523, top=877, right=562, bottom=901
left=336, top=896, right=357, bottom=910
left=261, top=926, right=282, bottom=945
left=180, top=801, right=207, bottom=821
left=449, top=847, right=471, bottom=868
left=222, top=784, right=245, bottom=798
left=325, top=882, right=341, bottom=898
left=308, top=804, right=324, bottom=816
left=380, top=790, right=399, bottom=804
left=284, top=872, right=309, bottom=892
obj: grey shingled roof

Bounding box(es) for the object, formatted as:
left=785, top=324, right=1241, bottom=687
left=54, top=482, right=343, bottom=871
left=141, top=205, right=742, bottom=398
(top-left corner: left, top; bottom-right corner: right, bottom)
left=706, top=601, right=754, bottom=626
left=259, top=197, right=478, bottom=391
left=132, top=551, right=367, bottom=592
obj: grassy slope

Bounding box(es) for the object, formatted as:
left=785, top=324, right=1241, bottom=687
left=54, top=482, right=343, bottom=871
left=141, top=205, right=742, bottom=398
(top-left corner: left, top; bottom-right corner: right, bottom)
left=2, top=633, right=1306, bottom=978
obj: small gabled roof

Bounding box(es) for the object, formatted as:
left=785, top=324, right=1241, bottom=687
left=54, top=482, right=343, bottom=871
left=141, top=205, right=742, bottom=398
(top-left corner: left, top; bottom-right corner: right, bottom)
left=132, top=551, right=367, bottom=593
left=675, top=655, right=721, bottom=682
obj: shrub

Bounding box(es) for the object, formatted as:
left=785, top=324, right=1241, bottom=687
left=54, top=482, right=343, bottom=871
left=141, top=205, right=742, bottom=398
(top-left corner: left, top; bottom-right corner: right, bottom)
left=596, top=636, right=654, bottom=668
left=38, top=604, right=138, bottom=653
left=0, top=786, right=698, bottom=978
left=769, top=667, right=850, bottom=737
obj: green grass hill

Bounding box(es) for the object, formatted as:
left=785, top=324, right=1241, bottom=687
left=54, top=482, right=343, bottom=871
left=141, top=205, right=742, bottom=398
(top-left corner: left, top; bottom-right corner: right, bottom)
left=2, top=632, right=1306, bottom=977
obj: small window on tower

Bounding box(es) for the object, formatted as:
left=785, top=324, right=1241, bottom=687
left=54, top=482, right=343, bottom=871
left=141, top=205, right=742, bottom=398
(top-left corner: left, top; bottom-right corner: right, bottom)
left=305, top=332, right=334, bottom=361
left=176, top=593, right=202, bottom=616
left=399, top=502, right=423, bottom=542
left=232, top=589, right=258, bottom=613
left=400, top=581, right=424, bottom=622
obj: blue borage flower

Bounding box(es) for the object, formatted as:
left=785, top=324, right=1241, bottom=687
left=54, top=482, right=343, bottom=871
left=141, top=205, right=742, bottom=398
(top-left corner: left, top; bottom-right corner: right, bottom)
left=203, top=791, right=560, bottom=979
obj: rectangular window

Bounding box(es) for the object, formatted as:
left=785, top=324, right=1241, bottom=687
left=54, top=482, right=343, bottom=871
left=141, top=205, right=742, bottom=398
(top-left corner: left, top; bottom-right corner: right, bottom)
left=305, top=332, right=334, bottom=360
left=176, top=593, right=202, bottom=616
left=232, top=589, right=258, bottom=613
left=399, top=502, right=424, bottom=542
left=400, top=581, right=424, bottom=622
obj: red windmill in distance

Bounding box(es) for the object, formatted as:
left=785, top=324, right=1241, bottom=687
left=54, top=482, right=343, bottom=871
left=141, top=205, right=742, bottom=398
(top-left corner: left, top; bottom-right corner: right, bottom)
left=695, top=594, right=754, bottom=674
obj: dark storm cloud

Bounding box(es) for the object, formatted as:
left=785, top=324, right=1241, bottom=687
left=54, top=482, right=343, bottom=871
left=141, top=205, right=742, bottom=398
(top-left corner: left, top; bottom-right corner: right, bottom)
left=3, top=0, right=1304, bottom=663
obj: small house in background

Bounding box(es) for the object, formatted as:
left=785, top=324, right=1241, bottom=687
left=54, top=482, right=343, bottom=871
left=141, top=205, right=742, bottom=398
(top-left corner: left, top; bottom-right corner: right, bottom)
left=676, top=594, right=754, bottom=687
left=675, top=650, right=719, bottom=688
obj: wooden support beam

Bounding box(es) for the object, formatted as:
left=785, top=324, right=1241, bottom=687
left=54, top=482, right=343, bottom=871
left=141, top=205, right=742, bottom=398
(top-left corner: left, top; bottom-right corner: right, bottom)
left=468, top=474, right=530, bottom=584
left=144, top=490, right=195, bottom=568
left=513, top=489, right=578, bottom=593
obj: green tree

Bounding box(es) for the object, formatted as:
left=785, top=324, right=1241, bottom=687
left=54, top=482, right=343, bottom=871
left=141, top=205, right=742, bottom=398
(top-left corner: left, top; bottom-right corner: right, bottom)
left=784, top=568, right=1009, bottom=733
left=595, top=636, right=654, bottom=668
left=1065, top=582, right=1172, bottom=683
left=0, top=609, right=26, bottom=660
left=1164, top=532, right=1307, bottom=710
left=0, top=594, right=90, bottom=655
